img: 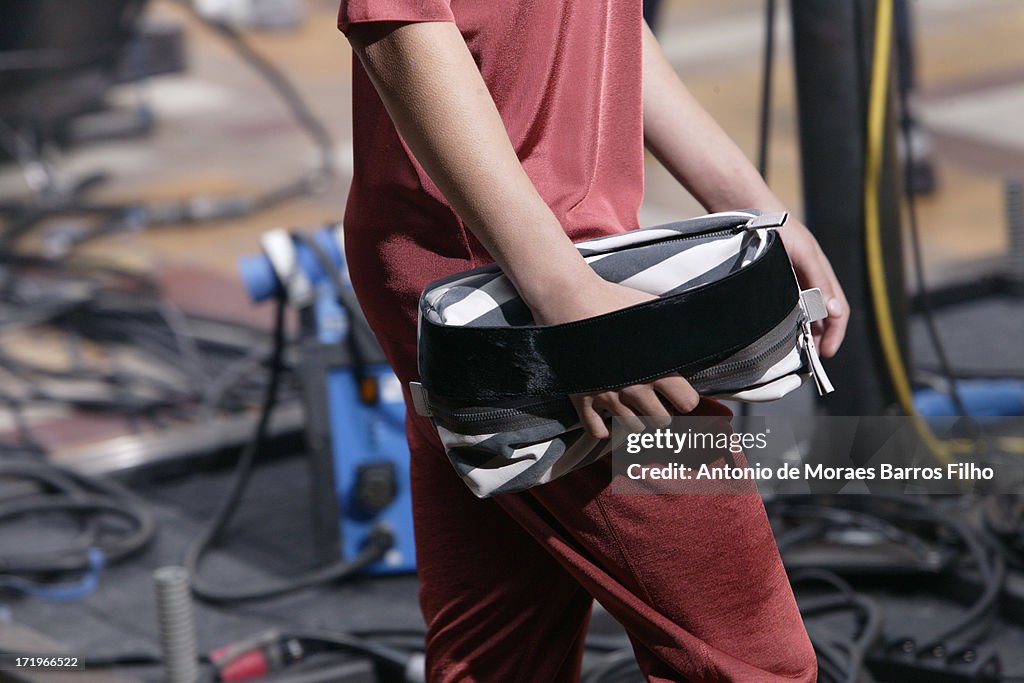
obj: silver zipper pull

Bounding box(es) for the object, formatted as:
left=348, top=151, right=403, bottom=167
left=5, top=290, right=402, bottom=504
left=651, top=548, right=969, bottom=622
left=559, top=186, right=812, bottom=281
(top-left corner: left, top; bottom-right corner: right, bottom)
left=741, top=211, right=789, bottom=232
left=801, top=325, right=834, bottom=395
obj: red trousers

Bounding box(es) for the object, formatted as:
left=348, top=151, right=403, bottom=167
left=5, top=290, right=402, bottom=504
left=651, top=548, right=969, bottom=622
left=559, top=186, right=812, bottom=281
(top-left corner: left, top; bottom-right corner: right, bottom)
left=378, top=337, right=817, bottom=683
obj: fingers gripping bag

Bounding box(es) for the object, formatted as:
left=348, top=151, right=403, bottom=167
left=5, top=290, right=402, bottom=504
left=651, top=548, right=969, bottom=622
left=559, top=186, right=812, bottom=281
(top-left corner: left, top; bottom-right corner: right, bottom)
left=409, top=210, right=833, bottom=497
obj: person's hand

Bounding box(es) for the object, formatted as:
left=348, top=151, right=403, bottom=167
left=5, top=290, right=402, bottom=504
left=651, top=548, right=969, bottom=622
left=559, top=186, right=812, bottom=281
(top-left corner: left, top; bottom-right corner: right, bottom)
left=531, top=278, right=700, bottom=440
left=777, top=219, right=849, bottom=358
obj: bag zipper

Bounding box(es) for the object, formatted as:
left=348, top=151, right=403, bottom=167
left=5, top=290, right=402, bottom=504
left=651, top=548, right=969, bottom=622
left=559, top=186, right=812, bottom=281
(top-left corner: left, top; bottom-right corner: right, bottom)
left=610, top=212, right=787, bottom=250
left=430, top=395, right=572, bottom=428
left=688, top=322, right=800, bottom=387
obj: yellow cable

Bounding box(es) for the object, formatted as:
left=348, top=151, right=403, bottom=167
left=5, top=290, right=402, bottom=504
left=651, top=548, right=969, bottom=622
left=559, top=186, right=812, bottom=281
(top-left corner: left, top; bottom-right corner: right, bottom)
left=864, top=0, right=957, bottom=464
left=863, top=0, right=1024, bottom=461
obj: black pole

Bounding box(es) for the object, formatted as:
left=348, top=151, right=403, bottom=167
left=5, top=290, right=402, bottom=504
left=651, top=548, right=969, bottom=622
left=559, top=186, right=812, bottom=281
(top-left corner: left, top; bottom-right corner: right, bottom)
left=790, top=0, right=907, bottom=417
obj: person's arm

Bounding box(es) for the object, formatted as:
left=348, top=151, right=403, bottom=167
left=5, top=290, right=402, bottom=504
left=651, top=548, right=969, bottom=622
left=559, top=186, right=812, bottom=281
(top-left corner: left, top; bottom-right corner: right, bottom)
left=346, top=21, right=697, bottom=437
left=641, top=22, right=849, bottom=358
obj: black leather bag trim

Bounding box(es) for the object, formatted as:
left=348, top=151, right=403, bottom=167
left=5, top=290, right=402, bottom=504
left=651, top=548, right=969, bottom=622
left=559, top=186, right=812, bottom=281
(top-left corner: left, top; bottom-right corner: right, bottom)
left=419, top=233, right=798, bottom=402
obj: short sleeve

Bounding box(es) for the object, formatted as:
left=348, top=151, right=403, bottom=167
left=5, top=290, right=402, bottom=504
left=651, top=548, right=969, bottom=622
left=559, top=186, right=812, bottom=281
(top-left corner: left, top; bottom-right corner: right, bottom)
left=338, top=0, right=455, bottom=34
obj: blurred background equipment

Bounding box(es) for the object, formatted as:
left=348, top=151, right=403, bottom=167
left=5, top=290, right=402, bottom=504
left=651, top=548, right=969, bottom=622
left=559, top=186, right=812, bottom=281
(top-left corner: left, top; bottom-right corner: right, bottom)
left=0, top=460, right=156, bottom=600
left=0, top=0, right=184, bottom=248
left=0, top=0, right=1022, bottom=681
left=0, top=253, right=303, bottom=465
left=238, top=226, right=415, bottom=577
left=790, top=0, right=908, bottom=418
left=0, top=0, right=162, bottom=161
left=178, top=227, right=414, bottom=605
left=195, top=0, right=306, bottom=29
left=0, top=0, right=331, bottom=259
left=789, top=0, right=1024, bottom=475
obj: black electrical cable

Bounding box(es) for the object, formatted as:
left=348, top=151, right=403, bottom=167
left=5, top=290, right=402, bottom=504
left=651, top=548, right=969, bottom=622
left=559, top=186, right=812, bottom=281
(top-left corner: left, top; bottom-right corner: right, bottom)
left=0, top=350, right=191, bottom=418
left=58, top=303, right=204, bottom=390
left=290, top=631, right=413, bottom=670
left=809, top=637, right=855, bottom=683
left=0, top=390, right=46, bottom=456
left=1, top=1, right=338, bottom=256
left=0, top=272, right=285, bottom=427
left=8, top=626, right=635, bottom=681
left=792, top=568, right=859, bottom=602
left=0, top=115, right=125, bottom=250
left=189, top=526, right=392, bottom=604
left=582, top=634, right=634, bottom=654
left=0, top=461, right=156, bottom=577
left=791, top=569, right=885, bottom=683
left=771, top=495, right=1006, bottom=657
left=183, top=295, right=394, bottom=604
left=894, top=68, right=970, bottom=419
left=0, top=60, right=317, bottom=426
left=983, top=496, right=1024, bottom=569
left=837, top=495, right=1003, bottom=651
left=257, top=624, right=630, bottom=657
left=889, top=503, right=1004, bottom=652
left=770, top=500, right=916, bottom=682
left=0, top=630, right=413, bottom=683
left=342, top=633, right=426, bottom=654
left=738, top=0, right=777, bottom=425
left=196, top=630, right=417, bottom=683
left=581, top=648, right=642, bottom=683
left=773, top=501, right=939, bottom=560
left=198, top=345, right=271, bottom=419
left=0, top=251, right=160, bottom=297
left=756, top=0, right=775, bottom=182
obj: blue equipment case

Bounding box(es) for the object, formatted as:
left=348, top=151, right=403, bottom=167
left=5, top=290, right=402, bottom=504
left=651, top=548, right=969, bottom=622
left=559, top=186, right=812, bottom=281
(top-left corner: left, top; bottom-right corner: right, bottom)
left=239, top=226, right=416, bottom=575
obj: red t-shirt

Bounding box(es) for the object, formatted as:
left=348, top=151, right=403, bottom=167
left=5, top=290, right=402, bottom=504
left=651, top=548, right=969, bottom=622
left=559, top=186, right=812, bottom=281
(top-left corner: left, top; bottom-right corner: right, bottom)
left=338, top=0, right=643, bottom=345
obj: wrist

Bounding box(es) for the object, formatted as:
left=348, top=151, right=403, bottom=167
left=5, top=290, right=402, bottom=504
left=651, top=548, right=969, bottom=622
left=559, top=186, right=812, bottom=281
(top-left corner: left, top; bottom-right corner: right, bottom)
left=473, top=214, right=600, bottom=316
left=515, top=259, right=600, bottom=320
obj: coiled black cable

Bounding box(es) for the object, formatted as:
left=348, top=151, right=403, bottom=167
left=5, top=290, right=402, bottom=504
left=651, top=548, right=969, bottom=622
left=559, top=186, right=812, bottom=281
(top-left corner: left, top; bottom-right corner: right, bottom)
left=770, top=495, right=1005, bottom=661
left=0, top=461, right=156, bottom=585
left=791, top=569, right=884, bottom=683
